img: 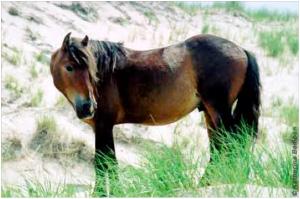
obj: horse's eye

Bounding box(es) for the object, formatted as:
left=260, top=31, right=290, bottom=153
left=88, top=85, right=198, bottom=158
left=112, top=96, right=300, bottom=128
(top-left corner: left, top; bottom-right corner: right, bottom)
left=65, top=65, right=74, bottom=72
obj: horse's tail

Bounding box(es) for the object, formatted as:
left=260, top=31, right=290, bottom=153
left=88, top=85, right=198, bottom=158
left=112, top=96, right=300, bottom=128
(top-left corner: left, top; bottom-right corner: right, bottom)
left=233, top=50, right=261, bottom=136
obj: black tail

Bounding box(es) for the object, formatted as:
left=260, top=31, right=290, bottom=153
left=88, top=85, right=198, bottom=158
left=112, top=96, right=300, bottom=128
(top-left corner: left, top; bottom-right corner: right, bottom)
left=233, top=50, right=261, bottom=136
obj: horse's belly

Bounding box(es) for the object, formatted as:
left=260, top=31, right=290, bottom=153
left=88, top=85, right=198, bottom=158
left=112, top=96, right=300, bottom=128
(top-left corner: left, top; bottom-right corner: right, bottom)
left=129, top=75, right=200, bottom=125
left=142, top=90, right=200, bottom=125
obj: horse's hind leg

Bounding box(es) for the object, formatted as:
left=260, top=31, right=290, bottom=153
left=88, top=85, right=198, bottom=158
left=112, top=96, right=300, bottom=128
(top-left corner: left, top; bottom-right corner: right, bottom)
left=199, top=101, right=234, bottom=186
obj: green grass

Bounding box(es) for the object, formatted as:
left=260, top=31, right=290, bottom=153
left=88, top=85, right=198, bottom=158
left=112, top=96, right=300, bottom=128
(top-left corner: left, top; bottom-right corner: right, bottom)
left=29, top=63, right=38, bottom=79
left=93, top=124, right=296, bottom=197
left=2, top=49, right=22, bottom=66
left=4, top=75, right=23, bottom=98
left=143, top=10, right=158, bottom=23
left=258, top=31, right=285, bottom=57
left=29, top=89, right=44, bottom=107
left=211, top=1, right=297, bottom=22
left=29, top=115, right=94, bottom=163
left=29, top=115, right=58, bottom=155
left=173, top=2, right=200, bottom=16
left=58, top=2, right=98, bottom=22
left=201, top=24, right=219, bottom=35
left=258, top=29, right=298, bottom=58
left=248, top=8, right=297, bottom=22
left=201, top=24, right=210, bottom=34
left=1, top=181, right=82, bottom=197
left=212, top=1, right=245, bottom=13
left=279, top=100, right=299, bottom=127
left=35, top=51, right=50, bottom=65
left=55, top=95, right=69, bottom=109
left=281, top=127, right=298, bottom=145
left=286, top=33, right=299, bottom=55
left=2, top=124, right=296, bottom=197
left=1, top=137, right=22, bottom=161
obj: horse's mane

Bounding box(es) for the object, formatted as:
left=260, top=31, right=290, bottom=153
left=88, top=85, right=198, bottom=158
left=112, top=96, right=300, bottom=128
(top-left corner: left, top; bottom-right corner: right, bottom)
left=89, top=40, right=126, bottom=82
left=67, top=38, right=125, bottom=84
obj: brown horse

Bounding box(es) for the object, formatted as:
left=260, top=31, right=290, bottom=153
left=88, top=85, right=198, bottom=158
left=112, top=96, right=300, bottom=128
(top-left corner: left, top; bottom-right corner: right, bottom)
left=50, top=32, right=261, bottom=194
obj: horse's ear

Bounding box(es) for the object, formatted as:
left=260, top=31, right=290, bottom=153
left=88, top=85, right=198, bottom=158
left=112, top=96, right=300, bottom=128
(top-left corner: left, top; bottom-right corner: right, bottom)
left=62, top=32, right=71, bottom=51
left=81, top=35, right=89, bottom=47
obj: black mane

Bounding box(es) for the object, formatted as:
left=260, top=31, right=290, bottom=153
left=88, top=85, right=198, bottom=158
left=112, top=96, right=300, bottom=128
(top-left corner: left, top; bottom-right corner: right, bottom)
left=89, top=40, right=126, bottom=81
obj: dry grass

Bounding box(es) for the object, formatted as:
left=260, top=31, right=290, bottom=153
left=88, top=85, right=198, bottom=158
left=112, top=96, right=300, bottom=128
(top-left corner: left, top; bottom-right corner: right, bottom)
left=29, top=115, right=94, bottom=164
left=2, top=136, right=22, bottom=161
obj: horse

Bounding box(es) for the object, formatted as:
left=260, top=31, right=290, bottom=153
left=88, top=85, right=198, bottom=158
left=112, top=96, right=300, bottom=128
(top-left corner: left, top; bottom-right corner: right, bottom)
left=50, top=32, right=261, bottom=194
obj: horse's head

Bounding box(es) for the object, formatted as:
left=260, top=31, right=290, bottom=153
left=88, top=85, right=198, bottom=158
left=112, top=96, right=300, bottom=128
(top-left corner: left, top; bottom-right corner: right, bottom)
left=50, top=33, right=98, bottom=120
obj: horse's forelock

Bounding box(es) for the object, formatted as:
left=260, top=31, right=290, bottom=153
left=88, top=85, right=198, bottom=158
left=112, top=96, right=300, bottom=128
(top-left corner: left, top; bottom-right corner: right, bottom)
left=64, top=39, right=99, bottom=84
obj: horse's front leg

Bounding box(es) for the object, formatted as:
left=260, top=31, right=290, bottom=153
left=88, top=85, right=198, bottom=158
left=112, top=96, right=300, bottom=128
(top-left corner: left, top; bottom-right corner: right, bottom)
left=93, top=120, right=117, bottom=196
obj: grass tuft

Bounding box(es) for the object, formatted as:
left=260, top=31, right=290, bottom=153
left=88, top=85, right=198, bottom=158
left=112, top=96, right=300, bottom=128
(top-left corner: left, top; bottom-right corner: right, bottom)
left=29, top=89, right=44, bottom=107
left=2, top=49, right=22, bottom=66
left=173, top=2, right=200, bottom=16
left=8, top=7, right=20, bottom=16
left=1, top=137, right=22, bottom=161
left=35, top=51, right=50, bottom=65
left=58, top=2, right=98, bottom=22
left=279, top=101, right=299, bottom=127
left=4, top=75, right=23, bottom=98
left=29, top=63, right=38, bottom=79
left=258, top=31, right=285, bottom=57
left=286, top=33, right=299, bottom=55
left=29, top=115, right=94, bottom=163
left=212, top=1, right=245, bottom=13
left=143, top=10, right=158, bottom=24
left=55, top=96, right=69, bottom=109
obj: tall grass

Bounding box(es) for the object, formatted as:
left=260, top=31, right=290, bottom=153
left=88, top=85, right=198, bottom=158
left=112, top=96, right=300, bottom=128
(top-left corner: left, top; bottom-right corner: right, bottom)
left=2, top=124, right=296, bottom=197
left=258, top=31, right=285, bottom=57
left=173, top=2, right=200, bottom=16
left=212, top=1, right=245, bottom=13
left=258, top=30, right=299, bottom=57
left=93, top=124, right=296, bottom=197
left=211, top=1, right=297, bottom=22
left=4, top=75, right=23, bottom=98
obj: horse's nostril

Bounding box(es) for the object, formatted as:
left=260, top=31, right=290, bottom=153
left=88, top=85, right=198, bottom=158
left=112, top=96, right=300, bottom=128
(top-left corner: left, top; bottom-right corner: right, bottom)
left=75, top=96, right=95, bottom=119
left=82, top=102, right=91, bottom=113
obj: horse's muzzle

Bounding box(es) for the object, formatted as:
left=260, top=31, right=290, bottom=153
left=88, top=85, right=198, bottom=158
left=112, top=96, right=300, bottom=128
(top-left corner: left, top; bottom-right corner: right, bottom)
left=75, top=98, right=95, bottom=119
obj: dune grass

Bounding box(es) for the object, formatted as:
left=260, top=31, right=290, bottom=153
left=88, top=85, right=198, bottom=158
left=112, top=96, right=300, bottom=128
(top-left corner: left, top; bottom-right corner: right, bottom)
left=4, top=75, right=23, bottom=98
left=29, top=115, right=94, bottom=163
left=258, top=29, right=299, bottom=58
left=258, top=31, right=285, bottom=57
left=211, top=1, right=297, bottom=22
left=28, top=89, right=44, bottom=107
left=93, top=124, right=296, bottom=197
left=1, top=137, right=22, bottom=161
left=2, top=124, right=296, bottom=197
left=2, top=48, right=22, bottom=66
